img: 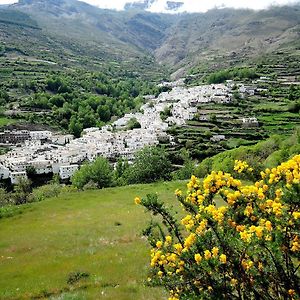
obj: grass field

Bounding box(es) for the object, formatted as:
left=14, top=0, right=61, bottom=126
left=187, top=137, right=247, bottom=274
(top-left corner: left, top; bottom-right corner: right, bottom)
left=0, top=181, right=187, bottom=300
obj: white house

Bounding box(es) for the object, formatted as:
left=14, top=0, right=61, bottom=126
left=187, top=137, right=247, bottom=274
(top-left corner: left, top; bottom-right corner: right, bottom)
left=59, top=165, right=79, bottom=180
left=0, top=164, right=9, bottom=180
left=10, top=171, right=27, bottom=184
left=30, top=131, right=52, bottom=140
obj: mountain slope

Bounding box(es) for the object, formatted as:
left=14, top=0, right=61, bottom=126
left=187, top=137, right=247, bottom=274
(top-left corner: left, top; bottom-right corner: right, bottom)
left=1, top=0, right=300, bottom=77
left=155, top=6, right=300, bottom=76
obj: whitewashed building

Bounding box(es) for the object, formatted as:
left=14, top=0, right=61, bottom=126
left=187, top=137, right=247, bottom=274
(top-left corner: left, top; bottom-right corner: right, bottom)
left=59, top=165, right=79, bottom=180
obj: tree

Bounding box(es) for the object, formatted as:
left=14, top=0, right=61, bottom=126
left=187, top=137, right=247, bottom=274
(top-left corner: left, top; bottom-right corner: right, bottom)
left=124, top=147, right=172, bottom=184
left=127, top=117, right=141, bottom=130
left=68, top=116, right=83, bottom=138
left=71, top=164, right=91, bottom=189
left=49, top=95, right=65, bottom=108
left=97, top=105, right=111, bottom=122
left=13, top=177, right=32, bottom=205
left=71, top=157, right=112, bottom=189
left=89, top=157, right=113, bottom=188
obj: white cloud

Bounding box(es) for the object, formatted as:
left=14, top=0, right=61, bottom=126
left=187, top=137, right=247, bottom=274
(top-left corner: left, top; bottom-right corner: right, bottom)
left=0, top=0, right=17, bottom=4
left=0, top=0, right=298, bottom=12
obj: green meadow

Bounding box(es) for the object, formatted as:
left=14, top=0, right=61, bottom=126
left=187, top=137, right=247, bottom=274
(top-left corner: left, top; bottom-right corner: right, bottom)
left=0, top=181, right=187, bottom=300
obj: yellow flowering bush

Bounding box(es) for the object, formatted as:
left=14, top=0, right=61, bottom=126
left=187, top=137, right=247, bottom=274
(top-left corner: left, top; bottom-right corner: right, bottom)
left=136, top=155, right=300, bottom=300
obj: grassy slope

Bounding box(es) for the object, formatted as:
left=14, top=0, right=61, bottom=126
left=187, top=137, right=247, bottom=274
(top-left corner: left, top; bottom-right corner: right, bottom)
left=0, top=181, right=187, bottom=300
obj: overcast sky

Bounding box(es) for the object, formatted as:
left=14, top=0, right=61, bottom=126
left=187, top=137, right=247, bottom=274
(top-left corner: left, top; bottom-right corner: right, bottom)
left=0, top=0, right=298, bottom=12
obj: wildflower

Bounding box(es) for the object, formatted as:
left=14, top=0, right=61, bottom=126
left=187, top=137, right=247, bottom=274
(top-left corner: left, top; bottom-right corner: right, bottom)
left=196, top=219, right=207, bottom=235
left=288, top=289, right=296, bottom=297
left=255, top=226, right=264, bottom=239
left=212, top=247, right=219, bottom=257
left=219, top=254, right=227, bottom=264
left=265, top=221, right=272, bottom=231
left=156, top=241, right=163, bottom=249
left=242, top=259, right=254, bottom=271
left=292, top=212, right=300, bottom=220
left=204, top=250, right=212, bottom=260
left=240, top=230, right=252, bottom=243
left=134, top=197, right=141, bottom=205
left=184, top=233, right=196, bottom=249
left=244, top=204, right=254, bottom=217
left=230, top=278, right=238, bottom=286
left=291, top=238, right=300, bottom=252
left=174, top=243, right=183, bottom=254
left=175, top=189, right=182, bottom=197
left=194, top=253, right=202, bottom=264
left=165, top=236, right=172, bottom=245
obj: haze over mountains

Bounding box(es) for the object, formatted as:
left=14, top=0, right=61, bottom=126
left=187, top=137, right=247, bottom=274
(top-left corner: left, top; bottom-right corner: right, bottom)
left=0, top=0, right=299, bottom=77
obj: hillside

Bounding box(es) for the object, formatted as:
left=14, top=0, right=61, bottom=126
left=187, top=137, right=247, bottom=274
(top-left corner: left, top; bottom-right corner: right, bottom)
left=194, top=128, right=300, bottom=178
left=0, top=181, right=187, bottom=300
left=0, top=0, right=299, bottom=77
left=158, top=6, right=300, bottom=76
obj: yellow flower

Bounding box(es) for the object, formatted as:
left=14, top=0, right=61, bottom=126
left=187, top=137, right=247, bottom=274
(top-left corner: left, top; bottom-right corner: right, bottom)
left=291, top=240, right=300, bottom=252
left=288, top=289, right=296, bottom=297
left=265, top=221, right=273, bottom=231
left=184, top=233, right=196, bottom=249
left=194, top=253, right=202, bottom=264
left=255, top=226, right=264, bottom=239
left=212, top=247, right=219, bottom=257
left=174, top=243, right=183, bottom=254
left=134, top=197, right=141, bottom=205
left=156, top=241, right=163, bottom=249
left=230, top=278, right=238, bottom=286
left=175, top=189, right=182, bottom=197
left=196, top=219, right=207, bottom=235
left=219, top=254, right=227, bottom=264
left=242, top=259, right=254, bottom=271
left=236, top=225, right=246, bottom=232
left=165, top=236, right=172, bottom=245
left=157, top=271, right=163, bottom=277
left=265, top=235, right=272, bottom=241
left=244, top=204, right=254, bottom=217
left=292, top=212, right=300, bottom=220
left=204, top=250, right=212, bottom=260
left=240, top=230, right=252, bottom=243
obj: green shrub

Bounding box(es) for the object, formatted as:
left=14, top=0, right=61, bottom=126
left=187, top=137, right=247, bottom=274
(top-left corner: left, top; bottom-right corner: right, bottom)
left=67, top=271, right=90, bottom=285
left=137, top=155, right=300, bottom=299
left=28, top=183, right=62, bottom=202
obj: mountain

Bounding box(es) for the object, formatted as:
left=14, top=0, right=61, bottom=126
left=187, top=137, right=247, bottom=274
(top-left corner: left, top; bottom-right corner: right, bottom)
left=0, top=0, right=299, bottom=78
left=156, top=6, right=300, bottom=77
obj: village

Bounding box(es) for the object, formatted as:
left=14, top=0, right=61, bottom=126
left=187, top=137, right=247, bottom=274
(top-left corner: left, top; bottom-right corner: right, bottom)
left=0, top=81, right=261, bottom=184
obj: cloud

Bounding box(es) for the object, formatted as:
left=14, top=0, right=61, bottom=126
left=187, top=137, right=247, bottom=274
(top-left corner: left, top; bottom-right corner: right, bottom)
left=0, top=0, right=17, bottom=4
left=0, top=0, right=299, bottom=12
left=177, top=0, right=299, bottom=12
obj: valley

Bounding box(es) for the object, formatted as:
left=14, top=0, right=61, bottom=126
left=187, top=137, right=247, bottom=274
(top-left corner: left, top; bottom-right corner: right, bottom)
left=0, top=1, right=299, bottom=299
